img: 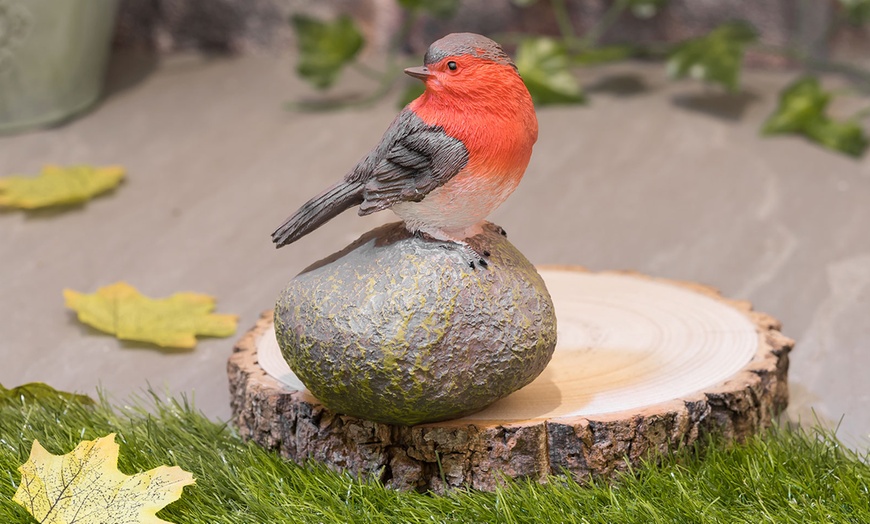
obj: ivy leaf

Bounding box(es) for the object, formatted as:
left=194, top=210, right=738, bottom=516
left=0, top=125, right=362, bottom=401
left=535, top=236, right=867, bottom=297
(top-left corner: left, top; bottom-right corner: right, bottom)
left=762, top=76, right=829, bottom=134
left=0, top=382, right=94, bottom=407
left=0, top=165, right=124, bottom=209
left=397, top=0, right=460, bottom=18
left=574, top=45, right=636, bottom=65
left=64, top=282, right=238, bottom=349
left=515, top=37, right=585, bottom=105
left=13, top=434, right=195, bottom=524
left=667, top=21, right=757, bottom=91
left=291, top=14, right=364, bottom=90
left=839, top=0, right=870, bottom=25
left=763, top=76, right=868, bottom=157
left=397, top=81, right=426, bottom=108
left=805, top=118, right=869, bottom=157
left=628, top=0, right=668, bottom=19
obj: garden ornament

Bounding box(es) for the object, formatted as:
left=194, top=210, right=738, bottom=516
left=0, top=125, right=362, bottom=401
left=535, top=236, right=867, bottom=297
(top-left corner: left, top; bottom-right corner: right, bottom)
left=272, top=32, right=538, bottom=268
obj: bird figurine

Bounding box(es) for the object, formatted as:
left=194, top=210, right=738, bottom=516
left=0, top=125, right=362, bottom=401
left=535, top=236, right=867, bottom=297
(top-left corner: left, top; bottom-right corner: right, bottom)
left=272, top=32, right=538, bottom=268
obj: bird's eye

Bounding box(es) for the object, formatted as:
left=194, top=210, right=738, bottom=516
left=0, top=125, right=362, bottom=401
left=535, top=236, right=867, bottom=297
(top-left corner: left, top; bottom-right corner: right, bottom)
left=447, top=61, right=458, bottom=71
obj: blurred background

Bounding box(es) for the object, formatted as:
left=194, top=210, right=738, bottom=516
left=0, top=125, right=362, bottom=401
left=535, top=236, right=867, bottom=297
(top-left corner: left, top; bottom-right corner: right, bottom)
left=1, top=0, right=869, bottom=449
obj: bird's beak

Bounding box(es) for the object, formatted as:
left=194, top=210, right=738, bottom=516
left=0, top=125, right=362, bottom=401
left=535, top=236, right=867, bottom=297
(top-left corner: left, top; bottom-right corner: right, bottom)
left=404, top=66, right=432, bottom=81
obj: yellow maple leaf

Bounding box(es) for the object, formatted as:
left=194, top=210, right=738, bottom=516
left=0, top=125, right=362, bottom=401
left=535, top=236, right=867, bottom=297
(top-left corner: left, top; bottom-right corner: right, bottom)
left=0, top=164, right=124, bottom=209
left=63, top=282, right=238, bottom=349
left=13, top=433, right=195, bottom=524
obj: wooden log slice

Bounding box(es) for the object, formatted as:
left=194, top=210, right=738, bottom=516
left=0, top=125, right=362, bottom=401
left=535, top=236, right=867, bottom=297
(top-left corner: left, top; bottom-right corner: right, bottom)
left=228, top=267, right=793, bottom=492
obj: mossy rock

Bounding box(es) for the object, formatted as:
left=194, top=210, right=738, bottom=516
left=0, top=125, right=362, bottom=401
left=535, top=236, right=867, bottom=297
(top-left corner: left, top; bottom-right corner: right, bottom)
left=274, top=222, right=557, bottom=426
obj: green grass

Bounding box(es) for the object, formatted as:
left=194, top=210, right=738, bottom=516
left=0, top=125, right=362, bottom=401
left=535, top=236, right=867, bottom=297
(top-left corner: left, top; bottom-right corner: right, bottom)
left=1, top=386, right=868, bottom=523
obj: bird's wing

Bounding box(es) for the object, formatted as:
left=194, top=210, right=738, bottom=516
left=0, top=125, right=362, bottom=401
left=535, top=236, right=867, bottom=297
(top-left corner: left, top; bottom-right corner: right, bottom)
left=349, top=109, right=469, bottom=215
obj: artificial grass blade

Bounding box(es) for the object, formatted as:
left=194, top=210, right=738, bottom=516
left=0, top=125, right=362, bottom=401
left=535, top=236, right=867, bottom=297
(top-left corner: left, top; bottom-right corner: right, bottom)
left=1, top=389, right=868, bottom=523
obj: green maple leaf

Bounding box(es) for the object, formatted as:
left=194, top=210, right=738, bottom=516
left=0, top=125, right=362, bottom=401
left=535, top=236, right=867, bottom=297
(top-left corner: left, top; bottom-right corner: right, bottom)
left=291, top=14, right=364, bottom=90
left=763, top=76, right=868, bottom=157
left=0, top=165, right=124, bottom=209
left=397, top=0, right=460, bottom=18
left=64, top=282, right=238, bottom=349
left=515, top=37, right=585, bottom=105
left=667, top=21, right=757, bottom=91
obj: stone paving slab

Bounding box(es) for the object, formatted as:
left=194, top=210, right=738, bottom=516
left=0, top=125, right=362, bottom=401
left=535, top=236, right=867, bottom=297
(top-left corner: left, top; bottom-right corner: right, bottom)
left=1, top=51, right=868, bottom=449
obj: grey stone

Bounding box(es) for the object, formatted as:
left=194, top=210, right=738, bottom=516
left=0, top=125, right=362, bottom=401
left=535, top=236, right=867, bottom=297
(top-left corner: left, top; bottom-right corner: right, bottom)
left=274, top=222, right=558, bottom=426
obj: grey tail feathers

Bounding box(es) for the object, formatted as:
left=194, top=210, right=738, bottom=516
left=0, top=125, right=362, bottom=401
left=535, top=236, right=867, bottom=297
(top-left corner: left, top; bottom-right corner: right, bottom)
left=271, top=181, right=364, bottom=247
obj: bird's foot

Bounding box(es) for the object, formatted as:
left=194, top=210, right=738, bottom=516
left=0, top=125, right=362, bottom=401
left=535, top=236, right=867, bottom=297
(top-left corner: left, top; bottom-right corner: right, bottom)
left=457, top=237, right=492, bottom=269
left=414, top=231, right=491, bottom=269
